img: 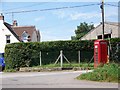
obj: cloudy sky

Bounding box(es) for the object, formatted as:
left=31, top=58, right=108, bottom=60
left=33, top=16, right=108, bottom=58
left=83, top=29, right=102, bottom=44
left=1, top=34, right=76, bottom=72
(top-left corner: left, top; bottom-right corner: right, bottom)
left=0, top=0, right=119, bottom=41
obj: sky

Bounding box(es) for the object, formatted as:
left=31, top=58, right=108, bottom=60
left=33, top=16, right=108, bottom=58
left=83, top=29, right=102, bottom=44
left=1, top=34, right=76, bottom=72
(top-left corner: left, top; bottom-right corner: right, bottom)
left=0, top=0, right=119, bottom=41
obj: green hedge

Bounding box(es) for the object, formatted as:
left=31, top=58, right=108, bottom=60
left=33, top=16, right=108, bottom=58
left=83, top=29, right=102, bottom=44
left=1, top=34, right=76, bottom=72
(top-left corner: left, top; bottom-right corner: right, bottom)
left=107, top=38, right=120, bottom=62
left=5, top=40, right=93, bottom=69
left=5, top=38, right=120, bottom=70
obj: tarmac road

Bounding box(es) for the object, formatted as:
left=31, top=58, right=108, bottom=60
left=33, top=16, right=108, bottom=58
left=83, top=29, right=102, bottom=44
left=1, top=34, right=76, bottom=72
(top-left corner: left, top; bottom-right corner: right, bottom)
left=0, top=70, right=118, bottom=88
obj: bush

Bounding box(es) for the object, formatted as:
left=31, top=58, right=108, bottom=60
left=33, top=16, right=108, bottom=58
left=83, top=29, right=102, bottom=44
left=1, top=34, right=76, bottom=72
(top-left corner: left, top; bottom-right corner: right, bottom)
left=77, top=63, right=119, bottom=83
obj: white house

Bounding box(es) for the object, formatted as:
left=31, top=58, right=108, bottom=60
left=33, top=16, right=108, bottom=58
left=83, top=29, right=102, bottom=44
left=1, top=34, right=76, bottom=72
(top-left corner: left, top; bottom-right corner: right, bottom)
left=0, top=14, right=41, bottom=53
left=0, top=15, right=20, bottom=53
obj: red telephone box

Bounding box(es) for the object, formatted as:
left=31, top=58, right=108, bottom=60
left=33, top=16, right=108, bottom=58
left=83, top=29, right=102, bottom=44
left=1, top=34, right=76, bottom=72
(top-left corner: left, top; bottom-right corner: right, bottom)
left=94, top=40, right=108, bottom=68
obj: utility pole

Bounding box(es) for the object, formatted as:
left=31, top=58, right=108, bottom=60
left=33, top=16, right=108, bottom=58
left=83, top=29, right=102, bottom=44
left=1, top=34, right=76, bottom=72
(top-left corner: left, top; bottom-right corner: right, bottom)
left=100, top=0, right=105, bottom=40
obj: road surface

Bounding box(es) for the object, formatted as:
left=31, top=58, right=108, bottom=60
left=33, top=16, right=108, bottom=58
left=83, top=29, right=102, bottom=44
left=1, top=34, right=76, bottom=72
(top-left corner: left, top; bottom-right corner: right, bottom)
left=0, top=71, right=118, bottom=88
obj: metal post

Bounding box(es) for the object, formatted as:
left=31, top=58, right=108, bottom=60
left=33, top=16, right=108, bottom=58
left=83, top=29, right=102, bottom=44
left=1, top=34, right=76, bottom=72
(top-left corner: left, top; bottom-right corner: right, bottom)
left=60, top=50, right=63, bottom=68
left=78, top=50, right=81, bottom=64
left=40, top=51, right=41, bottom=66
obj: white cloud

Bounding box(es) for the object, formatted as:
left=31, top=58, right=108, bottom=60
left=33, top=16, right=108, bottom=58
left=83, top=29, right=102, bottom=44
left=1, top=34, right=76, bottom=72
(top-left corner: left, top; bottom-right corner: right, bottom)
left=105, top=7, right=118, bottom=17
left=34, top=16, right=45, bottom=22
left=41, top=28, right=74, bottom=41
left=70, top=12, right=100, bottom=20
left=94, top=22, right=100, bottom=27
left=41, top=31, right=70, bottom=41
left=53, top=10, right=101, bottom=21
left=53, top=10, right=67, bottom=19
left=104, top=6, right=118, bottom=22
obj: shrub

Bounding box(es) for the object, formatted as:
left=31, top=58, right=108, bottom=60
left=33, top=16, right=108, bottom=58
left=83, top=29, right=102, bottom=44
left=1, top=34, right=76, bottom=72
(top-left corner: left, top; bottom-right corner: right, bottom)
left=77, top=63, right=119, bottom=82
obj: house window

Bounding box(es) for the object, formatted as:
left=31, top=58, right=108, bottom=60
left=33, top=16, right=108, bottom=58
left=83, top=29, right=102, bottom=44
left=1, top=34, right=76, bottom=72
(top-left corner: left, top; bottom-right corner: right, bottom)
left=97, top=34, right=111, bottom=39
left=97, top=35, right=102, bottom=39
left=6, top=35, right=11, bottom=44
left=104, top=34, right=111, bottom=39
left=27, top=36, right=31, bottom=42
left=21, top=31, right=31, bottom=42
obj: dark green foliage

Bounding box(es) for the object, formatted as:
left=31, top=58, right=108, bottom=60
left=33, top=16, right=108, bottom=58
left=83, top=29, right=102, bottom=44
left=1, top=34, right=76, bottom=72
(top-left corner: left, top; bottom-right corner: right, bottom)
left=71, top=22, right=94, bottom=40
left=108, top=38, right=120, bottom=62
left=5, top=40, right=94, bottom=70
left=4, top=38, right=120, bottom=70
left=77, top=63, right=119, bottom=82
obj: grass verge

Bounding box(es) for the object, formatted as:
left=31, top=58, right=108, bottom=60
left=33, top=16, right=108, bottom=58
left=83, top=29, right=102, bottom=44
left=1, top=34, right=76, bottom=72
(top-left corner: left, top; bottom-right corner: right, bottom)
left=4, top=63, right=94, bottom=72
left=77, top=63, right=119, bottom=83
left=4, top=69, right=17, bottom=72
left=33, top=63, right=94, bottom=68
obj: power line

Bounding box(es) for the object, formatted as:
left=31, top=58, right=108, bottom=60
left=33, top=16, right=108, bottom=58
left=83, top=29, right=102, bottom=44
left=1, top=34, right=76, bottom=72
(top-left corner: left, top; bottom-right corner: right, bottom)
left=105, top=3, right=119, bottom=7
left=4, top=3, right=100, bottom=14
left=3, top=2, right=48, bottom=12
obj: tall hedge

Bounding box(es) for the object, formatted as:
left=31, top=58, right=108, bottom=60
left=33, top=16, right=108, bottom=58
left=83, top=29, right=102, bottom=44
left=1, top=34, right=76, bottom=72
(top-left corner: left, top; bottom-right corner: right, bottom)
left=109, top=38, right=120, bottom=61
left=4, top=38, right=120, bottom=69
left=5, top=40, right=94, bottom=69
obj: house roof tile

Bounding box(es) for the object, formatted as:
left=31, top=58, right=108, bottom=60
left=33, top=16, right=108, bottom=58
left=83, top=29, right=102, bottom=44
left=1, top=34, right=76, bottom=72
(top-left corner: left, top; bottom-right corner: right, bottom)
left=4, top=22, right=21, bottom=41
left=12, top=26, right=37, bottom=40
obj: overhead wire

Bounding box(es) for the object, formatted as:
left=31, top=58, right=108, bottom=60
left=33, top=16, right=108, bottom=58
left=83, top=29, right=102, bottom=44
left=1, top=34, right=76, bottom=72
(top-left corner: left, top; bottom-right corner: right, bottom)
left=3, top=2, right=48, bottom=12
left=104, top=3, right=119, bottom=7
left=3, top=2, right=118, bottom=28
left=4, top=3, right=100, bottom=14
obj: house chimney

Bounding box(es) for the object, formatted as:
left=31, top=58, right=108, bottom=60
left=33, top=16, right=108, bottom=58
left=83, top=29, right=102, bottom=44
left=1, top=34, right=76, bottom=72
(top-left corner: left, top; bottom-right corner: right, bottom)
left=13, top=20, right=18, bottom=26
left=0, top=13, right=4, bottom=21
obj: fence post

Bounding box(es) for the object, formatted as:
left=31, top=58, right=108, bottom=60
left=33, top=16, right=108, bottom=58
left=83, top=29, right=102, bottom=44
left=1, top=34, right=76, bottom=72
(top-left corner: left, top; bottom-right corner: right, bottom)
left=78, top=50, right=81, bottom=64
left=107, top=45, right=110, bottom=63
left=117, top=43, right=119, bottom=52
left=60, top=50, right=63, bottom=68
left=40, top=51, right=42, bottom=66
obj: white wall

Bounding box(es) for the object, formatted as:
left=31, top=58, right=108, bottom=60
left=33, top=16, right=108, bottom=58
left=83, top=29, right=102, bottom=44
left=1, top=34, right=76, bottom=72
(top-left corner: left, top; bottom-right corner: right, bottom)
left=31, top=31, right=37, bottom=42
left=0, top=20, right=19, bottom=53
left=81, top=23, right=119, bottom=40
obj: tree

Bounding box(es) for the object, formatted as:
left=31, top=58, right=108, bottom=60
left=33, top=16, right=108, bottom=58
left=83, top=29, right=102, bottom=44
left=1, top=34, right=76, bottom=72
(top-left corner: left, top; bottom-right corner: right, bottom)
left=71, top=22, right=94, bottom=40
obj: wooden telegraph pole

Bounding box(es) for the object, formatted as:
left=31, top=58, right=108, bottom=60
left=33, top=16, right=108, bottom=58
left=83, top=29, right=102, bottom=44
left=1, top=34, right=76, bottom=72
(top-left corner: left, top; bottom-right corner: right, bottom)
left=100, top=0, right=105, bottom=39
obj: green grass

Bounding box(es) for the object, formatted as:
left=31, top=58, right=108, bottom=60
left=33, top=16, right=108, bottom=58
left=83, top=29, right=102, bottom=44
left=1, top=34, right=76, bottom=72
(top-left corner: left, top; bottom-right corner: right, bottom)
left=4, top=69, right=17, bottom=72
left=4, top=63, right=94, bottom=72
left=33, top=63, right=94, bottom=68
left=77, top=63, right=119, bottom=83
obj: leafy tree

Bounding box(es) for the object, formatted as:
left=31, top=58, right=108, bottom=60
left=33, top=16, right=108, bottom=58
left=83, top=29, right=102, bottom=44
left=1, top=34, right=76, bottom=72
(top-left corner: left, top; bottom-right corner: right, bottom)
left=71, top=22, right=94, bottom=40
